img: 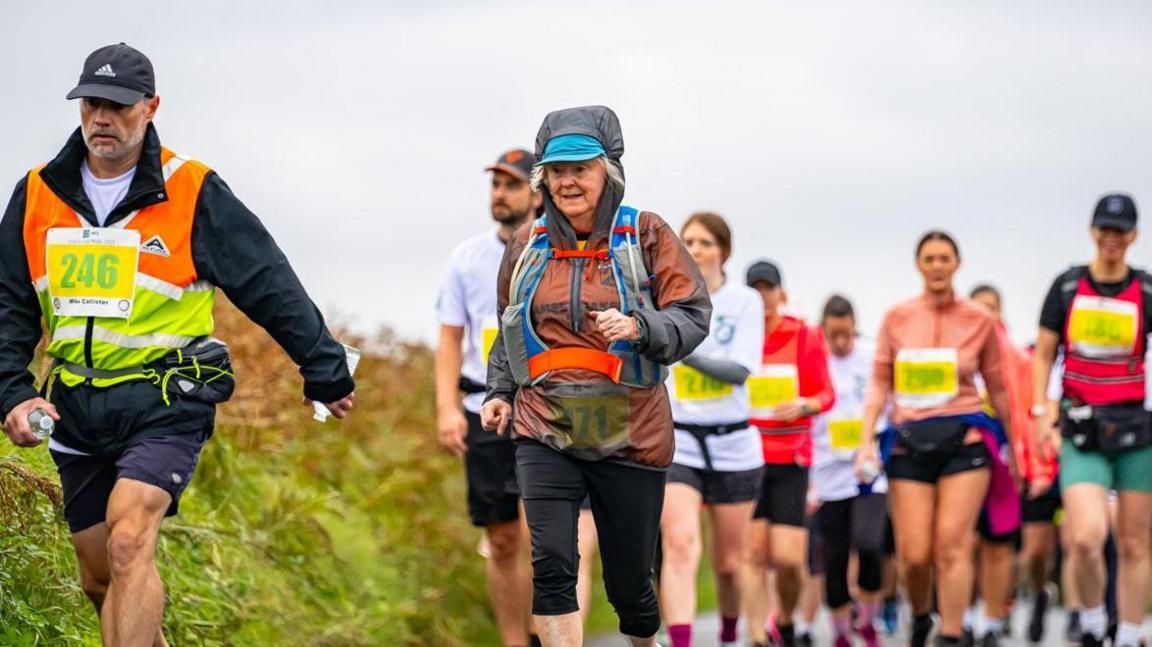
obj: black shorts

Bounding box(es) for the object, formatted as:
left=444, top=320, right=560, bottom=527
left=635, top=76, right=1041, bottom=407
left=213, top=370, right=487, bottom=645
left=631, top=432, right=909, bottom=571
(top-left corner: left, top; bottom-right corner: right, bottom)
left=667, top=463, right=762, bottom=505
left=46, top=379, right=215, bottom=534
left=49, top=379, right=215, bottom=455
left=1022, top=481, right=1061, bottom=524
left=885, top=440, right=990, bottom=484
left=464, top=410, right=520, bottom=527
left=753, top=464, right=808, bottom=527
left=51, top=430, right=210, bottom=533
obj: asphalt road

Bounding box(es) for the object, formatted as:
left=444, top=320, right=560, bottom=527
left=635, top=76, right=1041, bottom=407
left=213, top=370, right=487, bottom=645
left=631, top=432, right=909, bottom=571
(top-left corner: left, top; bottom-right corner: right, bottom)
left=589, top=600, right=1152, bottom=646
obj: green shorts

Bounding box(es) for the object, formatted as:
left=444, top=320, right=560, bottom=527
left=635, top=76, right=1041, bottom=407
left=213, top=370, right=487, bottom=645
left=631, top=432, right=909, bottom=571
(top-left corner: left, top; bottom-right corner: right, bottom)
left=1060, top=442, right=1152, bottom=493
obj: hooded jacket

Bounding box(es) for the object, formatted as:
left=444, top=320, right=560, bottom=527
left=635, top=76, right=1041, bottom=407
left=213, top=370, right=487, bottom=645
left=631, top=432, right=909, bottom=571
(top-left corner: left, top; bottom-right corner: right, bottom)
left=485, top=106, right=711, bottom=467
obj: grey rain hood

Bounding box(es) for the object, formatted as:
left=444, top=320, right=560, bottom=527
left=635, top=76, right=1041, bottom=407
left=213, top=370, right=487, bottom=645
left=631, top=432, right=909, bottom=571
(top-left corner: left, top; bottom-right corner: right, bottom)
left=533, top=105, right=625, bottom=248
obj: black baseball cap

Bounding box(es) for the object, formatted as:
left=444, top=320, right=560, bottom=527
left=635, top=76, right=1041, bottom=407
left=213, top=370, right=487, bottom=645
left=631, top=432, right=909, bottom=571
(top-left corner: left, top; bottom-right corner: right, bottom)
left=1091, top=193, right=1138, bottom=232
left=746, top=260, right=783, bottom=287
left=66, top=43, right=155, bottom=105
left=485, top=149, right=536, bottom=182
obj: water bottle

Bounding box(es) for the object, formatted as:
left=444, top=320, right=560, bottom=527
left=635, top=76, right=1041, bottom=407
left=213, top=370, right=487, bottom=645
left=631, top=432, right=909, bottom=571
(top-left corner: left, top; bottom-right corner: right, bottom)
left=28, top=408, right=54, bottom=439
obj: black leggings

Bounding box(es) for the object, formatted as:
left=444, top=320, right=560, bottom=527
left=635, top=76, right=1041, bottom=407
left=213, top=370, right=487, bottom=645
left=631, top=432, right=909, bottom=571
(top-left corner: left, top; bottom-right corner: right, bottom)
left=515, top=440, right=666, bottom=638
left=817, top=494, right=887, bottom=609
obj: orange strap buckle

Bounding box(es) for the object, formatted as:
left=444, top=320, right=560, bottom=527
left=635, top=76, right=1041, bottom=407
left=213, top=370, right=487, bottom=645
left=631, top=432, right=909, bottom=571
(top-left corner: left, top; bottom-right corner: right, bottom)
left=528, top=348, right=624, bottom=383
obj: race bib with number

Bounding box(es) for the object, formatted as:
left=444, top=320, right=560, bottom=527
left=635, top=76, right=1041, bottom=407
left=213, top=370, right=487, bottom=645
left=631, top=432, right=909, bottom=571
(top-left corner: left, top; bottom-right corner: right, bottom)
left=1067, top=295, right=1138, bottom=359
left=748, top=364, right=799, bottom=415
left=46, top=228, right=140, bottom=319
left=672, top=364, right=734, bottom=401
left=894, top=348, right=959, bottom=409
left=481, top=319, right=500, bottom=364
left=828, top=418, right=864, bottom=453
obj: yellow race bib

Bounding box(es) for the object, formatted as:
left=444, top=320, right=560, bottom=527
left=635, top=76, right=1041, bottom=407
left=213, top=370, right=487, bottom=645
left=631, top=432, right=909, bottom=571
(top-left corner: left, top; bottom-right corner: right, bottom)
left=46, top=228, right=140, bottom=319
left=894, top=348, right=958, bottom=409
left=828, top=418, right=864, bottom=453
left=1067, top=295, right=1138, bottom=359
left=481, top=325, right=500, bottom=363
left=748, top=364, right=799, bottom=415
left=672, top=364, right=734, bottom=401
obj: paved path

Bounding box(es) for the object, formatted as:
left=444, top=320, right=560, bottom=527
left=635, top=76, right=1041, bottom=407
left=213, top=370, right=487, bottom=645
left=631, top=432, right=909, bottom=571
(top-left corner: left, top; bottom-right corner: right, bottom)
left=590, top=599, right=1152, bottom=646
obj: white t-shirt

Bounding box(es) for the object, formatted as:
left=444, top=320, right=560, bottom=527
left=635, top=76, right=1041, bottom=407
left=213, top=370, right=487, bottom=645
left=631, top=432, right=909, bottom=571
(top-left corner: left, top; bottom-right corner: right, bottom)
left=435, top=229, right=505, bottom=413
left=668, top=280, right=765, bottom=472
left=812, top=336, right=889, bottom=501
left=81, top=160, right=135, bottom=226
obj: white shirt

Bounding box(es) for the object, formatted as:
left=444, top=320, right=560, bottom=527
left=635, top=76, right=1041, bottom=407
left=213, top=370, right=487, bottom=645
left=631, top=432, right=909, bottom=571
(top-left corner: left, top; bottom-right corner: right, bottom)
left=435, top=229, right=505, bottom=413
left=81, top=160, right=135, bottom=226
left=812, top=337, right=889, bottom=501
left=668, top=280, right=765, bottom=472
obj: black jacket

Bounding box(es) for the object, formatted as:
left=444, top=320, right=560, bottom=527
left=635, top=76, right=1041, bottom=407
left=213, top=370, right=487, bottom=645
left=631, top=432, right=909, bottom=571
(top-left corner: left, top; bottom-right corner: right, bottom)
left=0, top=124, right=354, bottom=416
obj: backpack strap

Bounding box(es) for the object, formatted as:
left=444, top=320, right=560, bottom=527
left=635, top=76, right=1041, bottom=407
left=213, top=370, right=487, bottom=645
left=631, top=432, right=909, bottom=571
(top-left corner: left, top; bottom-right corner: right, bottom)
left=1057, top=265, right=1086, bottom=320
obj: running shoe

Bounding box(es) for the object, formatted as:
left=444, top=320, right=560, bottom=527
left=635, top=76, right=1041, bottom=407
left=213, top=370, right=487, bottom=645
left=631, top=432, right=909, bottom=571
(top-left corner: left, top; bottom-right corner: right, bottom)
left=979, top=632, right=999, bottom=647
left=911, top=614, right=936, bottom=647
left=882, top=598, right=899, bottom=636
left=777, top=623, right=797, bottom=647
left=857, top=622, right=881, bottom=647
left=796, top=631, right=812, bottom=647
left=1080, top=635, right=1105, bottom=647
left=960, top=627, right=974, bottom=647
left=1066, top=611, right=1082, bottom=644
left=834, top=635, right=852, bottom=647
left=1027, top=586, right=1051, bottom=643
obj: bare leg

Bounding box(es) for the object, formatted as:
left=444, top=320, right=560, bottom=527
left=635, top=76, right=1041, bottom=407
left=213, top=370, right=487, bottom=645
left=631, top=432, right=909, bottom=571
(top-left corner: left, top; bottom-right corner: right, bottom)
left=101, top=478, right=171, bottom=647
left=1114, top=491, right=1152, bottom=626
left=888, top=479, right=936, bottom=617
left=659, top=483, right=704, bottom=626
left=576, top=508, right=598, bottom=622
left=709, top=500, right=756, bottom=622
left=1020, top=522, right=1057, bottom=592
left=486, top=519, right=530, bottom=646
left=534, top=611, right=582, bottom=647
left=977, top=538, right=1015, bottom=623
left=933, top=468, right=989, bottom=637
left=769, top=524, right=808, bottom=627
left=1062, top=483, right=1111, bottom=609
left=742, top=519, right=772, bottom=643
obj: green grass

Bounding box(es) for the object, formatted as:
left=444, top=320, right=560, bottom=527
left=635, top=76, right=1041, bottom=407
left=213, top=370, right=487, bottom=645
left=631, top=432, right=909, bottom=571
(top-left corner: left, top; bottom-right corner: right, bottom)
left=0, top=303, right=719, bottom=644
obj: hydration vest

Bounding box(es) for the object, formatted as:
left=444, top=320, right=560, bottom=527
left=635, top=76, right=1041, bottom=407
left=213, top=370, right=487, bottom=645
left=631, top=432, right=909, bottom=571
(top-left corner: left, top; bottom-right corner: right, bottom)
left=1059, top=267, right=1151, bottom=405
left=500, top=206, right=666, bottom=388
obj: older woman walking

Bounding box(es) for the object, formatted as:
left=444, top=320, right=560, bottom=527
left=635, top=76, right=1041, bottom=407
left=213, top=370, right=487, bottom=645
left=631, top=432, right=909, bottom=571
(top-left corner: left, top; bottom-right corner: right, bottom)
left=483, top=105, right=711, bottom=647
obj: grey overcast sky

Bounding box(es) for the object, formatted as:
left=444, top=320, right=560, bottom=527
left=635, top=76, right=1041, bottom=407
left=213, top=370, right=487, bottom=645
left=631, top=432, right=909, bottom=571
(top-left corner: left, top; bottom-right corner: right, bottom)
left=3, top=1, right=1150, bottom=346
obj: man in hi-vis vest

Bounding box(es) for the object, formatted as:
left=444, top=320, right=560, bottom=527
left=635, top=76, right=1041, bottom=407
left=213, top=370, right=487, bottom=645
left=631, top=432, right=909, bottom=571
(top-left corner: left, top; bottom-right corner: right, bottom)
left=0, top=44, right=355, bottom=645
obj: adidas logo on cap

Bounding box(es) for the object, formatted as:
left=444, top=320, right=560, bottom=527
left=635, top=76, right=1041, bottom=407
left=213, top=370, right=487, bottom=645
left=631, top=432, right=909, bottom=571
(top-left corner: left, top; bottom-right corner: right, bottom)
left=140, top=235, right=170, bottom=257
left=94, top=64, right=116, bottom=78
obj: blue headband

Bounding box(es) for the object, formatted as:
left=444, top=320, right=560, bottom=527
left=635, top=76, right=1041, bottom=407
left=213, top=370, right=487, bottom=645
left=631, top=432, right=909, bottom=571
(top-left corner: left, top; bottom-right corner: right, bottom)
left=536, top=134, right=606, bottom=165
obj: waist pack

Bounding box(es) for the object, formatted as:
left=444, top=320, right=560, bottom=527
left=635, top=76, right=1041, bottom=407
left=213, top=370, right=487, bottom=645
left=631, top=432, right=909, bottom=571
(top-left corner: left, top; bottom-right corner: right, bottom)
left=897, top=418, right=969, bottom=455
left=51, top=337, right=235, bottom=406
left=674, top=420, right=750, bottom=471
left=151, top=337, right=236, bottom=406
left=1061, top=403, right=1152, bottom=453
